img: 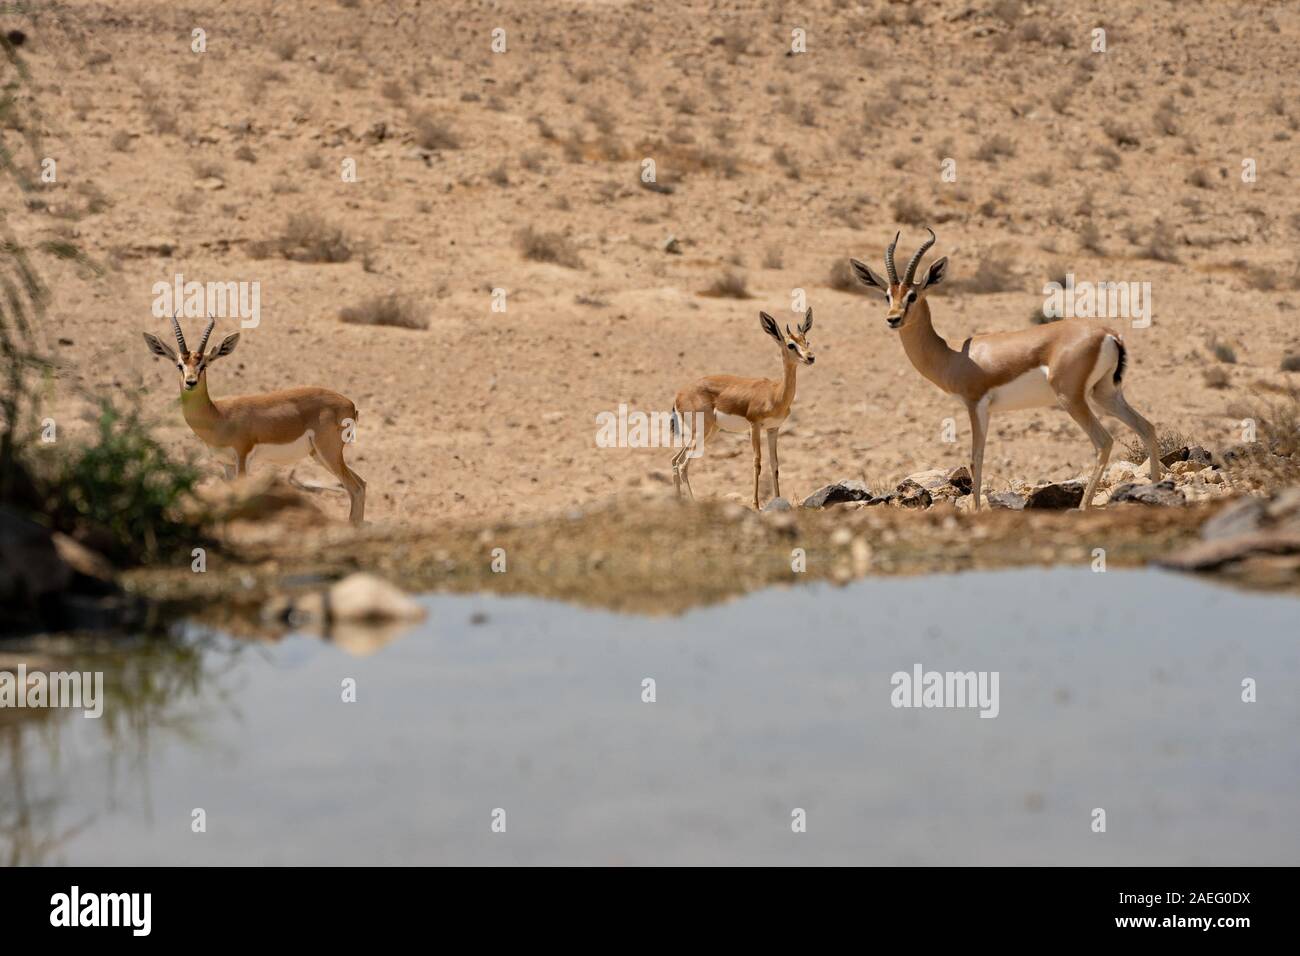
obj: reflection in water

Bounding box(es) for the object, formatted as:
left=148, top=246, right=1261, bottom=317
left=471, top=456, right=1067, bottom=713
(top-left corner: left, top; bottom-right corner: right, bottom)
left=0, top=632, right=245, bottom=865
left=2, top=568, right=1298, bottom=865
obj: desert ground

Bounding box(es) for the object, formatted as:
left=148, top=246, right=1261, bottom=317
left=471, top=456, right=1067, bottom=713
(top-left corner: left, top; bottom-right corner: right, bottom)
left=7, top=0, right=1300, bottom=532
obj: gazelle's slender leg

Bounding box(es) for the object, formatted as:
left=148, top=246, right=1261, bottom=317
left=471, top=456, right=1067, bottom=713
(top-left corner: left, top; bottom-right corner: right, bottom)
left=750, top=423, right=763, bottom=510
left=766, top=428, right=781, bottom=500
left=1095, top=386, right=1162, bottom=482
left=311, top=430, right=366, bottom=524
left=1063, top=399, right=1113, bottom=510
left=966, top=399, right=989, bottom=511
left=234, top=449, right=249, bottom=478
left=679, top=414, right=714, bottom=501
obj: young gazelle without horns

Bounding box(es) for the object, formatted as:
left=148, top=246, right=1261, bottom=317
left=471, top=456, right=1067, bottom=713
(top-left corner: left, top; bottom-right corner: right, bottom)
left=850, top=229, right=1161, bottom=510
left=670, top=309, right=815, bottom=510
left=143, top=316, right=366, bottom=524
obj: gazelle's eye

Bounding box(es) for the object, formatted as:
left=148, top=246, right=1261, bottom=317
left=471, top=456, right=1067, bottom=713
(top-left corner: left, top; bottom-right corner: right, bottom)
left=907, top=290, right=917, bottom=303
left=787, top=343, right=796, bottom=350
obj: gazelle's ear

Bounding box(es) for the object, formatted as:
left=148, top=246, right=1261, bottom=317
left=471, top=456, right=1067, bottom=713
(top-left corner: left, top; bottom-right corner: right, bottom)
left=849, top=258, right=888, bottom=295
left=143, top=332, right=177, bottom=362
left=799, top=306, right=813, bottom=334
left=921, top=256, right=948, bottom=290
left=759, top=311, right=784, bottom=342
left=208, top=331, right=240, bottom=361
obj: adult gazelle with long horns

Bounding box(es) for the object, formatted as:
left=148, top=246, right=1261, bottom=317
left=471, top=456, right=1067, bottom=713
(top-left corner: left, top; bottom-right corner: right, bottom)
left=142, top=315, right=367, bottom=524
left=850, top=229, right=1161, bottom=510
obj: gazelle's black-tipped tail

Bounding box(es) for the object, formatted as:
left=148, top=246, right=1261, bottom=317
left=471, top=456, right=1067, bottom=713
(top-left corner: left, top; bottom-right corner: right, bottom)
left=670, top=407, right=681, bottom=438
left=1113, top=338, right=1127, bottom=385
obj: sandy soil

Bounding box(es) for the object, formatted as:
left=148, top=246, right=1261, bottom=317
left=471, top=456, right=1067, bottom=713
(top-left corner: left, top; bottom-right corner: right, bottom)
left=7, top=0, right=1300, bottom=530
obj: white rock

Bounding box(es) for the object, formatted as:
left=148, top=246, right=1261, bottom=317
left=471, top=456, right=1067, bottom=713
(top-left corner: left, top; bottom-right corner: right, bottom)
left=328, top=573, right=425, bottom=623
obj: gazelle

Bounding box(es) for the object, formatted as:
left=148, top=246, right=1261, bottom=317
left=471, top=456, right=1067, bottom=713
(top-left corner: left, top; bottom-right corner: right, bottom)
left=670, top=308, right=815, bottom=510
left=142, top=316, right=366, bottom=524
left=850, top=229, right=1161, bottom=511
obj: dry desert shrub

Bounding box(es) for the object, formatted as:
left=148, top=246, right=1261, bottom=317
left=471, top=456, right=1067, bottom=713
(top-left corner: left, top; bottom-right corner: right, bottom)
left=515, top=226, right=583, bottom=268
left=1121, top=428, right=1194, bottom=466
left=829, top=259, right=871, bottom=295
left=701, top=270, right=752, bottom=299
left=1209, top=338, right=1238, bottom=364
left=949, top=250, right=1017, bottom=294
left=339, top=294, right=428, bottom=330
left=1204, top=366, right=1230, bottom=390
left=1142, top=220, right=1179, bottom=262
left=891, top=194, right=928, bottom=226
left=252, top=212, right=353, bottom=263
left=411, top=111, right=460, bottom=150
left=974, top=134, right=1015, bottom=162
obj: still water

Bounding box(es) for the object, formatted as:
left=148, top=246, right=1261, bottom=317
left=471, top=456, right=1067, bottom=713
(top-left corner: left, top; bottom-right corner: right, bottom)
left=2, top=568, right=1297, bottom=865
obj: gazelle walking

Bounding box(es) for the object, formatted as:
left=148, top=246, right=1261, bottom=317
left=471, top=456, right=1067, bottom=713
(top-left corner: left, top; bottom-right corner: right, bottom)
left=142, top=316, right=367, bottom=524
left=670, top=309, right=815, bottom=510
left=850, top=229, right=1161, bottom=511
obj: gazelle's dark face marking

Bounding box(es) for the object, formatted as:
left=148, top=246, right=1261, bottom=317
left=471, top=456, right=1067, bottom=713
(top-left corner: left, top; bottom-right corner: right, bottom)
left=885, top=287, right=919, bottom=329
left=178, top=351, right=207, bottom=390
left=142, top=320, right=240, bottom=392
left=849, top=227, right=948, bottom=333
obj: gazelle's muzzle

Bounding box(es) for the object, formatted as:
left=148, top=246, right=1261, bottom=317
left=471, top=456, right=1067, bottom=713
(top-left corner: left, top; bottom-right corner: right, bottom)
left=887, top=313, right=904, bottom=329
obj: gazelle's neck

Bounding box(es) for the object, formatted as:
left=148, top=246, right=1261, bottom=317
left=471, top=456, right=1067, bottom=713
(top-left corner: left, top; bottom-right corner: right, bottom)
left=179, top=376, right=221, bottom=432
left=898, top=298, right=959, bottom=393
left=776, top=352, right=799, bottom=411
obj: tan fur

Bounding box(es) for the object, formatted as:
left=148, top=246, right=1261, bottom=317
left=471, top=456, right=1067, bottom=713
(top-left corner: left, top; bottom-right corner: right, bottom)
left=852, top=235, right=1162, bottom=511
left=670, top=310, right=814, bottom=509
left=143, top=329, right=366, bottom=524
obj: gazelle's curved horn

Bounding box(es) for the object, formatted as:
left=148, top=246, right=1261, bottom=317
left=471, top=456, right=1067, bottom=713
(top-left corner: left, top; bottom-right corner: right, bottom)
left=170, top=312, right=187, bottom=353
left=196, top=316, right=215, bottom=355
left=884, top=231, right=900, bottom=285
left=903, top=227, right=936, bottom=286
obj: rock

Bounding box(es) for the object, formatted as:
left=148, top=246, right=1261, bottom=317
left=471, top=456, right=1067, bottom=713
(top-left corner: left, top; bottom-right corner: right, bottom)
left=195, top=176, right=225, bottom=191
left=899, top=467, right=971, bottom=498
left=1, top=508, right=122, bottom=633
left=1186, top=445, right=1213, bottom=466
left=946, top=465, right=973, bottom=496
left=1217, top=441, right=1269, bottom=468
left=327, top=573, right=425, bottom=623
left=1103, top=461, right=1139, bottom=485
left=662, top=235, right=682, bottom=254
left=987, top=491, right=1027, bottom=510
left=1, top=508, right=73, bottom=610
left=802, top=480, right=873, bottom=509
left=1159, top=532, right=1300, bottom=572
left=51, top=533, right=117, bottom=588
left=1201, top=497, right=1266, bottom=540
left=893, top=484, right=933, bottom=509
left=1160, top=445, right=1190, bottom=466
left=1170, top=460, right=1202, bottom=476
left=761, top=496, right=792, bottom=512
left=1109, top=478, right=1184, bottom=506
left=898, top=469, right=950, bottom=492
left=1026, top=480, right=1085, bottom=509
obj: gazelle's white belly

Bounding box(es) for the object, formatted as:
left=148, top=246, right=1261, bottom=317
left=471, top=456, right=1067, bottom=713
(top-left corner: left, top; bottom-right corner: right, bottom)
left=987, top=367, right=1058, bottom=412
left=715, top=412, right=785, bottom=433
left=209, top=431, right=315, bottom=469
